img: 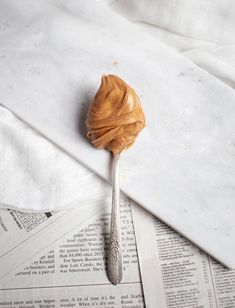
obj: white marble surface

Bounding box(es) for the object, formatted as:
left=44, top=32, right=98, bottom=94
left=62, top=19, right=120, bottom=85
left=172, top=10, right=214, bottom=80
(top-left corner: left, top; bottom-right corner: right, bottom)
left=0, top=0, right=235, bottom=267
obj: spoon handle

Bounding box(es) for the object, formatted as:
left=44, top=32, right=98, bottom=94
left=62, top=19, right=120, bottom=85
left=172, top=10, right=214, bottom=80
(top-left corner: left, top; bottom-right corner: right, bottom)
left=108, top=154, right=122, bottom=285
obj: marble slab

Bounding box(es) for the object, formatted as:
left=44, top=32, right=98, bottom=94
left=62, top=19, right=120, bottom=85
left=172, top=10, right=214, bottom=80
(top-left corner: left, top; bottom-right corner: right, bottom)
left=0, top=0, right=235, bottom=267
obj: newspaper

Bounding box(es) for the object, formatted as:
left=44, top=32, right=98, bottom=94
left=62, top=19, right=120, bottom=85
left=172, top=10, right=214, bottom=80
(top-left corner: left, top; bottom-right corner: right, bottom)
left=1, top=195, right=235, bottom=308
left=132, top=204, right=235, bottom=308
left=0, top=200, right=109, bottom=279
left=0, top=197, right=144, bottom=307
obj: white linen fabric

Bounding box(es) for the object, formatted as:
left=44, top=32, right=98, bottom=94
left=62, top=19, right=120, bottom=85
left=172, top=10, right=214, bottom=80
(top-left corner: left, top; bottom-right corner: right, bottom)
left=105, top=0, right=235, bottom=87
left=0, top=106, right=110, bottom=211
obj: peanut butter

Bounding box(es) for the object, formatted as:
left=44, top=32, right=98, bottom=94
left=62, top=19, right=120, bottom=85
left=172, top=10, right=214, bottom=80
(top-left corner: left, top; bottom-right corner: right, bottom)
left=86, top=75, right=145, bottom=155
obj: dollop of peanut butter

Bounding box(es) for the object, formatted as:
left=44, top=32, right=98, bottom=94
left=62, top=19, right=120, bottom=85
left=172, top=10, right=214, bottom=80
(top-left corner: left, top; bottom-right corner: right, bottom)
left=86, top=75, right=145, bottom=155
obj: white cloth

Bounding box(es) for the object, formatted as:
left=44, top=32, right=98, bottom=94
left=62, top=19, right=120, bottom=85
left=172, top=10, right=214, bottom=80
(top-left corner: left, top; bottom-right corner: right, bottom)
left=105, top=0, right=235, bottom=87
left=0, top=106, right=110, bottom=211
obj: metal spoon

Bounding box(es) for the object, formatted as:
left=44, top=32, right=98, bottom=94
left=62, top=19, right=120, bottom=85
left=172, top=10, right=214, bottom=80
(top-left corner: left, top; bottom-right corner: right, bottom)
left=107, top=154, right=122, bottom=285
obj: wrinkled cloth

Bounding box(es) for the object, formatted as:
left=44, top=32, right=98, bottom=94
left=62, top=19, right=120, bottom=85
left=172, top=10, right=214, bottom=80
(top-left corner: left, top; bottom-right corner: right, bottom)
left=0, top=106, right=110, bottom=211
left=105, top=0, right=235, bottom=88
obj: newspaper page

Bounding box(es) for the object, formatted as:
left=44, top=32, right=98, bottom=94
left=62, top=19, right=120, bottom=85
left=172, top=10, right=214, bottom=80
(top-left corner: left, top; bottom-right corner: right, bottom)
left=0, top=196, right=145, bottom=308
left=0, top=199, right=109, bottom=279
left=132, top=204, right=235, bottom=308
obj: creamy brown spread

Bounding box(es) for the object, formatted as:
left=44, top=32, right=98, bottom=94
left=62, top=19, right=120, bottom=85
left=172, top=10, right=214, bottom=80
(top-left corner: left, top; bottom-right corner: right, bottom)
left=86, top=75, right=145, bottom=155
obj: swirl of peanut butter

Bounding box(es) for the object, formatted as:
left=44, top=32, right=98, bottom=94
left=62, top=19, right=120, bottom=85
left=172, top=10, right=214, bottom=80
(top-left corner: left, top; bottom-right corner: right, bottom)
left=86, top=75, right=145, bottom=155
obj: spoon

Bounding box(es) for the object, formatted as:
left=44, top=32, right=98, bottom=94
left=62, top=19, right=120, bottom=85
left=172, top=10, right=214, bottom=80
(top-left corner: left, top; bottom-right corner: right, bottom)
left=85, top=75, right=145, bottom=285
left=107, top=153, right=122, bottom=285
